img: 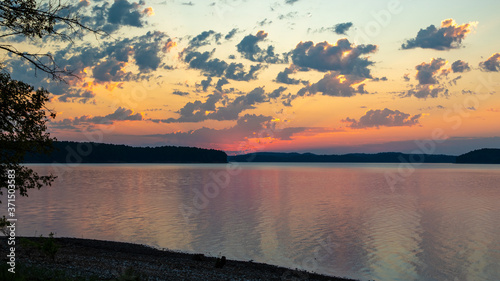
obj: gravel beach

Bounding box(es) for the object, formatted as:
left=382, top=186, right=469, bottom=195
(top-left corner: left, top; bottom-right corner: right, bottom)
left=3, top=237, right=361, bottom=281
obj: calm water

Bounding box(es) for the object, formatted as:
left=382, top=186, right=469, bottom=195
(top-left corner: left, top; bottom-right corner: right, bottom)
left=14, top=163, right=500, bottom=281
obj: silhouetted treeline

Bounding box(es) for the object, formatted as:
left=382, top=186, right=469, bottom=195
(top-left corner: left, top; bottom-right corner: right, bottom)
left=23, top=141, right=227, bottom=163
left=455, top=148, right=500, bottom=164
left=228, top=152, right=457, bottom=163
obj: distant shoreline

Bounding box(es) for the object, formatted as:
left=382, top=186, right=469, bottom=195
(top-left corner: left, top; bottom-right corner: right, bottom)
left=5, top=237, right=359, bottom=281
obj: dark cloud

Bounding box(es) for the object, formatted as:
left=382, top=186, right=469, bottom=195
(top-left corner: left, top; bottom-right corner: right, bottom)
left=302, top=72, right=368, bottom=97
left=157, top=87, right=283, bottom=123
left=451, top=60, right=470, bottom=73
left=479, top=53, right=500, bottom=72
left=185, top=51, right=228, bottom=76
left=284, top=0, right=300, bottom=4
left=291, top=39, right=377, bottom=78
left=225, top=28, right=238, bottom=40
left=282, top=72, right=368, bottom=106
left=188, top=30, right=221, bottom=49
left=51, top=107, right=143, bottom=129
left=415, top=58, right=446, bottom=85
left=133, top=31, right=168, bottom=72
left=342, top=108, right=422, bottom=129
left=225, top=63, right=264, bottom=81
left=402, top=58, right=450, bottom=99
left=215, top=78, right=229, bottom=91
left=403, top=73, right=410, bottom=82
left=92, top=58, right=129, bottom=82
left=200, top=77, right=212, bottom=92
left=236, top=31, right=284, bottom=63
left=108, top=0, right=146, bottom=27
left=402, top=19, right=476, bottom=50
left=334, top=22, right=353, bottom=35
left=275, top=65, right=304, bottom=85
left=184, top=50, right=264, bottom=81
left=172, top=90, right=189, bottom=96
left=269, top=86, right=287, bottom=99
left=403, top=85, right=448, bottom=99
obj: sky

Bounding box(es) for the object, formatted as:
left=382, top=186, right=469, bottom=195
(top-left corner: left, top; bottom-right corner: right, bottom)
left=5, top=0, right=500, bottom=155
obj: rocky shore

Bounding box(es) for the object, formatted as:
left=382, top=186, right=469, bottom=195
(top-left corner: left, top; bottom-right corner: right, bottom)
left=2, top=237, right=360, bottom=281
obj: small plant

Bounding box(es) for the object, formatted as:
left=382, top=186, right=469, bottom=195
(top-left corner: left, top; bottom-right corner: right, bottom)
left=41, top=232, right=59, bottom=260
left=19, top=232, right=59, bottom=260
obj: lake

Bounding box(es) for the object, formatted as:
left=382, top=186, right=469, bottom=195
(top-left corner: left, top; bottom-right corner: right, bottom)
left=15, top=163, right=500, bottom=281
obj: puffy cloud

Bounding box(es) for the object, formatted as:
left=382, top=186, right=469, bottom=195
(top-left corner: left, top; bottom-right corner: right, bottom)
left=282, top=72, right=368, bottom=106
left=215, top=77, right=229, bottom=91
left=200, top=76, right=212, bottom=92
left=451, top=60, right=471, bottom=73
left=184, top=51, right=263, bottom=81
left=156, top=87, right=283, bottom=123
left=334, top=22, right=353, bottom=35
left=291, top=39, right=377, bottom=78
left=50, top=107, right=143, bottom=129
left=275, top=65, right=305, bottom=85
left=415, top=58, right=447, bottom=85
left=92, top=58, right=128, bottom=82
left=479, top=53, right=500, bottom=72
left=185, top=51, right=228, bottom=76
left=108, top=0, right=147, bottom=27
left=404, top=85, right=448, bottom=99
left=402, top=19, right=477, bottom=50
left=236, top=31, right=284, bottom=63
left=402, top=58, right=451, bottom=99
left=305, top=72, right=367, bottom=97
left=225, top=63, right=264, bottom=81
left=342, top=108, right=422, bottom=129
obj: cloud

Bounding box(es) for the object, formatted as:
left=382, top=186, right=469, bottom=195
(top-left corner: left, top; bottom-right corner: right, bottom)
left=225, top=63, right=264, bottom=81
left=215, top=77, right=229, bottom=91
left=188, top=30, right=221, bottom=49
left=402, top=19, right=477, bottom=50
left=334, top=22, right=353, bottom=35
left=108, top=0, right=148, bottom=28
left=92, top=58, right=129, bottom=82
left=291, top=39, right=377, bottom=78
left=415, top=58, right=447, bottom=85
left=184, top=50, right=264, bottom=81
left=284, top=0, right=300, bottom=4
left=479, top=53, right=500, bottom=72
left=200, top=77, right=212, bottom=92
left=342, top=108, right=422, bottom=129
left=50, top=107, right=143, bottom=129
left=225, top=28, right=238, bottom=40
left=236, top=31, right=284, bottom=63
left=304, top=72, right=368, bottom=97
left=275, top=65, right=305, bottom=85
left=451, top=60, right=471, bottom=73
left=156, top=87, right=284, bottom=123
left=402, top=58, right=451, bottom=99
left=147, top=114, right=308, bottom=148
left=172, top=90, right=189, bottom=96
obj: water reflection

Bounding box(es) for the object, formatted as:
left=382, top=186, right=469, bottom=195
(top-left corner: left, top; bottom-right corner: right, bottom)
left=16, top=163, right=500, bottom=281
